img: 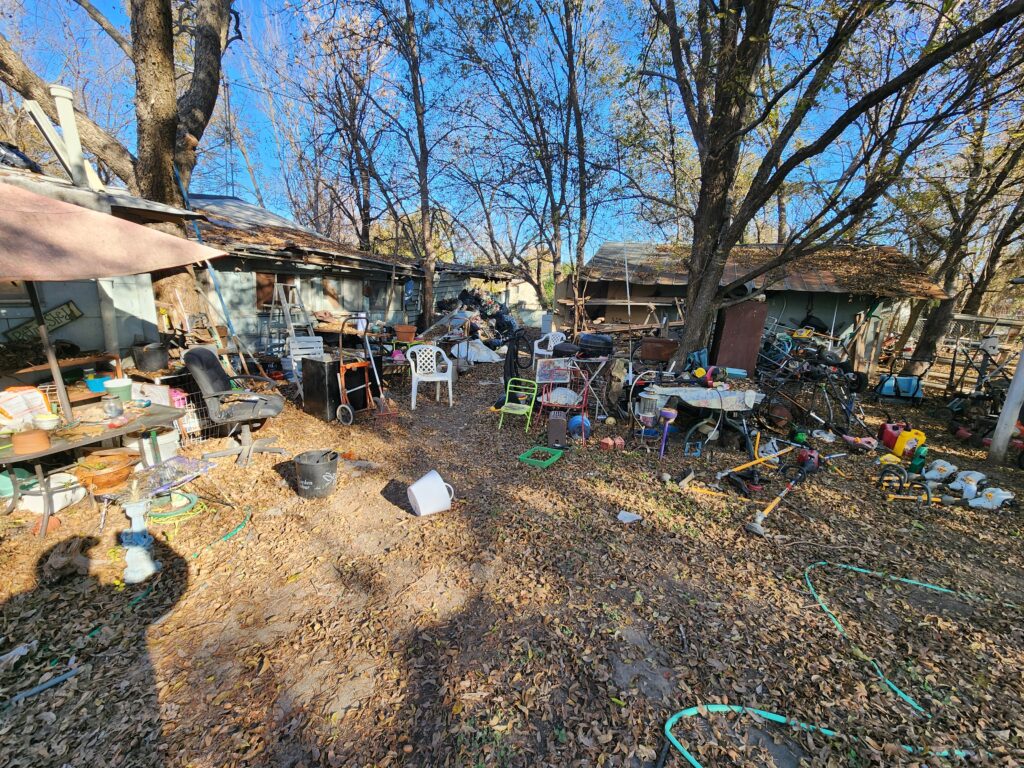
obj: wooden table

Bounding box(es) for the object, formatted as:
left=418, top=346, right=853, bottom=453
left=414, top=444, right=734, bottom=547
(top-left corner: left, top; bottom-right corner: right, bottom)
left=0, top=404, right=184, bottom=537
left=15, top=352, right=123, bottom=378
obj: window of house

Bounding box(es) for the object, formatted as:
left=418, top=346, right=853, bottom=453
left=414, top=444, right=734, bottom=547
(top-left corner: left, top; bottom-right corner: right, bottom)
left=365, top=280, right=390, bottom=310
left=0, top=280, right=29, bottom=305
left=256, top=273, right=296, bottom=309
left=321, top=278, right=343, bottom=311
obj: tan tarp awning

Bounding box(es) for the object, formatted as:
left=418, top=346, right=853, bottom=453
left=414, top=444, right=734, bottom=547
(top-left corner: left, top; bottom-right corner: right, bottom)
left=0, top=182, right=226, bottom=280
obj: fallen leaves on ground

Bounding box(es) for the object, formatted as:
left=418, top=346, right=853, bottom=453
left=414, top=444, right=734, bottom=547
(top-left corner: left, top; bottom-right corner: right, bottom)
left=0, top=364, right=1022, bottom=767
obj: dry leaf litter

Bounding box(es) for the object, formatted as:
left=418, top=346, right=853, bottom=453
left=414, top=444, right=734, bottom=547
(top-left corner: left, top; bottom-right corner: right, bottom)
left=0, top=361, right=1021, bottom=767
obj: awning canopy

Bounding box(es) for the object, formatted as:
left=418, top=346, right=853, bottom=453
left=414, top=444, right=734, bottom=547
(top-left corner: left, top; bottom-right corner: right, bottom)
left=0, top=182, right=226, bottom=280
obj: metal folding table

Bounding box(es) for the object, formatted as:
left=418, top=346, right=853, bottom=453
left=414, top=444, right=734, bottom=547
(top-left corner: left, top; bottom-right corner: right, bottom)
left=0, top=404, right=184, bottom=537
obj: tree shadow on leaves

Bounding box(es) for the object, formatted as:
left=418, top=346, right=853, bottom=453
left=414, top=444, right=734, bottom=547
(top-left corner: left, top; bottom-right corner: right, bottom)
left=0, top=535, right=187, bottom=768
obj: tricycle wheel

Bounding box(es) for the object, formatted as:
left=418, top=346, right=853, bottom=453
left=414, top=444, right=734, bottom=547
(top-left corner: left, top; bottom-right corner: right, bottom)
left=336, top=404, right=355, bottom=425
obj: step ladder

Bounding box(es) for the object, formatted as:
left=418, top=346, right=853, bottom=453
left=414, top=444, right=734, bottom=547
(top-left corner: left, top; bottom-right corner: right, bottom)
left=267, top=282, right=322, bottom=391
left=266, top=282, right=316, bottom=354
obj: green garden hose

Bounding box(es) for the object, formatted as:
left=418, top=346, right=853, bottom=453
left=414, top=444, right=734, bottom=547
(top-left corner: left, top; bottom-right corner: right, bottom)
left=661, top=561, right=986, bottom=765
left=663, top=704, right=970, bottom=767
left=803, top=560, right=974, bottom=717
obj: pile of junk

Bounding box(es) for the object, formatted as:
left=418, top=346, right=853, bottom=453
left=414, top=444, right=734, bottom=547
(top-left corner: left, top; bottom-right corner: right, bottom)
left=433, top=288, right=520, bottom=350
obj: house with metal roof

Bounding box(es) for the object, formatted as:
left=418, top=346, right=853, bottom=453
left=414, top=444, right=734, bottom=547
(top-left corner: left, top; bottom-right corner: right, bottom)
left=560, top=241, right=946, bottom=337
left=185, top=194, right=525, bottom=350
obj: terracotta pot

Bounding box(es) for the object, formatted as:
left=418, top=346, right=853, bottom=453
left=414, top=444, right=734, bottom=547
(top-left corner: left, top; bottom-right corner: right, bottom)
left=12, top=429, right=50, bottom=454
left=32, top=515, right=62, bottom=536
left=393, top=324, right=417, bottom=342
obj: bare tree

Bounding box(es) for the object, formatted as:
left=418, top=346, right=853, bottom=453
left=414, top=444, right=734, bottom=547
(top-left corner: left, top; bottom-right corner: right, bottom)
left=446, top=155, right=552, bottom=306
left=441, top=0, right=609, bottom=303
left=639, top=0, right=1024, bottom=358
left=890, top=98, right=1024, bottom=373
left=0, top=0, right=241, bottom=202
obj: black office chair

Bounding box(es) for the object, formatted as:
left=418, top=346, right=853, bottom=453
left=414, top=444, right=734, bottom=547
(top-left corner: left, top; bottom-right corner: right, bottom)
left=183, top=347, right=286, bottom=466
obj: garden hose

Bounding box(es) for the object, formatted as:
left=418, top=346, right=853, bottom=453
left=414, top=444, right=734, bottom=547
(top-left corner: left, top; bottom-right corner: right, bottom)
left=660, top=561, right=987, bottom=765
left=803, top=561, right=973, bottom=717
left=662, top=704, right=970, bottom=768
left=190, top=506, right=251, bottom=559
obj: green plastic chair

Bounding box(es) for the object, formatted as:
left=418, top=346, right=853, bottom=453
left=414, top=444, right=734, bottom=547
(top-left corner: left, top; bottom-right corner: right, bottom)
left=498, top=378, right=538, bottom=432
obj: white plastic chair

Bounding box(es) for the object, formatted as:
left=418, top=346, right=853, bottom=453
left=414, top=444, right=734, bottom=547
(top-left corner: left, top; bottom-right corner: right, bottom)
left=407, top=344, right=454, bottom=410
left=533, top=331, right=566, bottom=359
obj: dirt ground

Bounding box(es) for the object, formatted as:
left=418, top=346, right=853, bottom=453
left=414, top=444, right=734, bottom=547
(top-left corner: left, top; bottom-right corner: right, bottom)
left=1, top=363, right=1022, bottom=767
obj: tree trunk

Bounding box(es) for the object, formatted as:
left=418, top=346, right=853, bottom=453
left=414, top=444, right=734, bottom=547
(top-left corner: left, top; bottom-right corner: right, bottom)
left=130, top=0, right=180, bottom=206
left=960, top=244, right=1010, bottom=315
left=359, top=161, right=372, bottom=252
left=679, top=256, right=722, bottom=355
left=901, top=296, right=955, bottom=375
left=960, top=280, right=989, bottom=316
left=565, top=0, right=588, bottom=296
left=674, top=155, right=740, bottom=360
left=551, top=209, right=562, bottom=305
left=776, top=185, right=787, bottom=242
left=174, top=0, right=232, bottom=191
left=404, top=0, right=434, bottom=327
left=894, top=299, right=925, bottom=360
left=535, top=259, right=548, bottom=311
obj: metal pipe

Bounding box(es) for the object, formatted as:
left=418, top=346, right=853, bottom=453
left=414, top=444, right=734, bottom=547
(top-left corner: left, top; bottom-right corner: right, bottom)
left=26, top=281, right=73, bottom=419
left=48, top=85, right=96, bottom=190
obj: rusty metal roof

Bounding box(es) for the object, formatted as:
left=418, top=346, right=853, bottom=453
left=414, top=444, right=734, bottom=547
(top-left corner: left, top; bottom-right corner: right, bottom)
left=583, top=242, right=947, bottom=300
left=188, top=195, right=502, bottom=280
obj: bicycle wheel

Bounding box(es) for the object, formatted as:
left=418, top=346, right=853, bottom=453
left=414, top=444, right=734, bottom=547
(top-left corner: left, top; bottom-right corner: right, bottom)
left=799, top=384, right=833, bottom=430
left=756, top=380, right=803, bottom=433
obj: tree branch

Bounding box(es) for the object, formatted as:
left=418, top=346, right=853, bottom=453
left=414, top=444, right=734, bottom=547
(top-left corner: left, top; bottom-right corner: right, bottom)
left=0, top=31, right=137, bottom=188
left=70, top=0, right=133, bottom=58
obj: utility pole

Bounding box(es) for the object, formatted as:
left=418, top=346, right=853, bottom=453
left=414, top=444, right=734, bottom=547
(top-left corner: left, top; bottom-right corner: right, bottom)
left=988, top=274, right=1024, bottom=463
left=988, top=346, right=1024, bottom=463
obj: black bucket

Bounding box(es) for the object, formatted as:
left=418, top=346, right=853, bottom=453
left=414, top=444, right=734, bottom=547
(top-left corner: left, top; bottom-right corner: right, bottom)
left=294, top=450, right=339, bottom=499
left=132, top=343, right=169, bottom=372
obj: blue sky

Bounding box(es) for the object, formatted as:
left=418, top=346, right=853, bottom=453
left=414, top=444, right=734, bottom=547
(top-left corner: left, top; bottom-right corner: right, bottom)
left=4, top=0, right=660, bottom=260
left=5, top=0, right=994, bottom=264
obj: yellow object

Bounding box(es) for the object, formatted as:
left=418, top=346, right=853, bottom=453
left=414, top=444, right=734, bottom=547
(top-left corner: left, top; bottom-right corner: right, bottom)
left=792, top=328, right=814, bottom=339
left=892, top=428, right=926, bottom=458
left=885, top=493, right=939, bottom=504
left=723, top=446, right=794, bottom=475
left=877, top=454, right=901, bottom=465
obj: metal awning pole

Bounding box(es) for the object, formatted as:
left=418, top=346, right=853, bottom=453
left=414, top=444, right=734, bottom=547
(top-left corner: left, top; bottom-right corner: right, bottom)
left=26, top=281, right=73, bottom=418
left=624, top=250, right=635, bottom=379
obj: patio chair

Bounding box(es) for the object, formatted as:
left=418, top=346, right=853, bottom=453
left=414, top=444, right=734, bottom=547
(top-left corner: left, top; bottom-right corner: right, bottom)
left=538, top=365, right=588, bottom=427
left=498, top=378, right=538, bottom=432
left=407, top=344, right=454, bottom=410
left=183, top=347, right=286, bottom=467
left=533, top=331, right=566, bottom=360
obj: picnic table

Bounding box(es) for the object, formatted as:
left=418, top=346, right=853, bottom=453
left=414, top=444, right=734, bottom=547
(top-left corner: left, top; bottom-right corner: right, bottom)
left=0, top=404, right=184, bottom=537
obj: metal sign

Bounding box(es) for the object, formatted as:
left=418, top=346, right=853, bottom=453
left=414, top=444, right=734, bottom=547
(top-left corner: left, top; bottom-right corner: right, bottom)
left=4, top=300, right=83, bottom=342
